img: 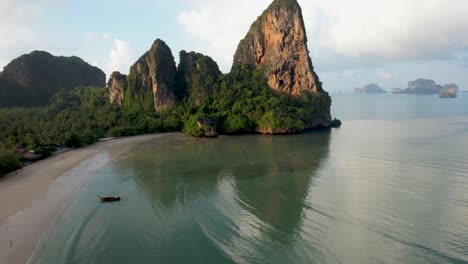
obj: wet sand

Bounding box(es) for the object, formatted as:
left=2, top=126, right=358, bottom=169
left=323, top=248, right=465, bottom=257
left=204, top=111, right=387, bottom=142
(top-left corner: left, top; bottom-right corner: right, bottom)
left=0, top=133, right=180, bottom=264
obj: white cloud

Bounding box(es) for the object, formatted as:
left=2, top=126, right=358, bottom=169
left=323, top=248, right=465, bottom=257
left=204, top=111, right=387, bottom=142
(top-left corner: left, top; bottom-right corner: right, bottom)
left=309, top=0, right=468, bottom=60
left=104, top=39, right=133, bottom=77
left=177, top=0, right=271, bottom=70
left=0, top=0, right=132, bottom=79
left=0, top=0, right=45, bottom=68
left=177, top=0, right=468, bottom=71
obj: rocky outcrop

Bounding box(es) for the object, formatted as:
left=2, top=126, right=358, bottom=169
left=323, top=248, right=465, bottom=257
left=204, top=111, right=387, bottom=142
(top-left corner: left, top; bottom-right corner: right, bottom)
left=0, top=51, right=105, bottom=107
left=196, top=116, right=218, bottom=138
left=404, top=79, right=443, bottom=94
left=354, top=84, right=387, bottom=94
left=127, top=39, right=177, bottom=111
left=108, top=72, right=127, bottom=105
left=256, top=127, right=301, bottom=135
left=439, top=83, right=458, bottom=98
left=330, top=118, right=342, bottom=128
left=177, top=51, right=222, bottom=107
left=391, top=88, right=404, bottom=94
left=233, top=0, right=323, bottom=96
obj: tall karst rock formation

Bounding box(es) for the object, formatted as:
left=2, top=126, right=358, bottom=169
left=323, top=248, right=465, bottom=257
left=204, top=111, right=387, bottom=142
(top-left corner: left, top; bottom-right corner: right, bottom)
left=109, top=39, right=177, bottom=111
left=108, top=72, right=127, bottom=106
left=233, top=0, right=324, bottom=96
left=130, top=39, right=177, bottom=110
left=108, top=0, right=334, bottom=135
left=109, top=44, right=223, bottom=111
left=177, top=51, right=222, bottom=107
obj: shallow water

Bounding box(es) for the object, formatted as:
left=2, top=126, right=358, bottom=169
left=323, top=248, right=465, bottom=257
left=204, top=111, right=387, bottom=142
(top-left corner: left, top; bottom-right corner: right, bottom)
left=31, top=94, right=468, bottom=264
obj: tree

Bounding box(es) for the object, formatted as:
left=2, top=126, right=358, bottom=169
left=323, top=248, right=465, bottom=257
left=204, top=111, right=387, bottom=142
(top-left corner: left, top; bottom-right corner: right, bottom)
left=0, top=147, right=20, bottom=176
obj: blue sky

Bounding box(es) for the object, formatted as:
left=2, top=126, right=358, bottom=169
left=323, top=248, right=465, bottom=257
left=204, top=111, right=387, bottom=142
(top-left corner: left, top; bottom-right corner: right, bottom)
left=1, top=0, right=468, bottom=92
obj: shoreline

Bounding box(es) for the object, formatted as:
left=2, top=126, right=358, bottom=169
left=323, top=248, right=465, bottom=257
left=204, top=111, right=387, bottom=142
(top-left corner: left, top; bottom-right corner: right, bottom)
left=0, top=133, right=181, bottom=264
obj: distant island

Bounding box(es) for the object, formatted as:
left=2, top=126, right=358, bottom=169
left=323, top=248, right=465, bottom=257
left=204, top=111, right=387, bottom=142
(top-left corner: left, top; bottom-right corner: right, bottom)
left=354, top=84, right=387, bottom=94
left=439, top=84, right=458, bottom=98
left=404, top=79, right=443, bottom=94
left=0, top=0, right=340, bottom=176
left=391, top=78, right=458, bottom=96
left=388, top=79, right=459, bottom=98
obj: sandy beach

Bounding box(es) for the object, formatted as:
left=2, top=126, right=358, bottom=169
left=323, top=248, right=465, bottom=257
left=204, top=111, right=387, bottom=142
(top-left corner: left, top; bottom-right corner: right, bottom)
left=0, top=133, right=179, bottom=264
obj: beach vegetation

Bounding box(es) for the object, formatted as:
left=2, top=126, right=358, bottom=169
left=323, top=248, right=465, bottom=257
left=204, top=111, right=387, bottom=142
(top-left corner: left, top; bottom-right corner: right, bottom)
left=0, top=147, right=20, bottom=176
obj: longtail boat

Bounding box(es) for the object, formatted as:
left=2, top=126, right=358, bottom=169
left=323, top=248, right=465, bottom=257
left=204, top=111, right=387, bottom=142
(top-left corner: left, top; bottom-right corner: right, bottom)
left=99, top=196, right=121, bottom=202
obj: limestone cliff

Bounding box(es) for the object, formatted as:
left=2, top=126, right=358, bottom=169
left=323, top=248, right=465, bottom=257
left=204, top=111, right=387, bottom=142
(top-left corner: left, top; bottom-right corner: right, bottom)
left=0, top=51, right=105, bottom=107
left=108, top=72, right=127, bottom=105
left=126, top=39, right=177, bottom=111
left=177, top=51, right=222, bottom=107
left=104, top=0, right=337, bottom=137
left=233, top=0, right=322, bottom=96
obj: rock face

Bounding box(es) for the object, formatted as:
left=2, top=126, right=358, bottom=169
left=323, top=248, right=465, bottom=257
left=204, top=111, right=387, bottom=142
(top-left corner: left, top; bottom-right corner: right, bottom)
left=127, top=39, right=177, bottom=111
left=196, top=116, right=218, bottom=138
left=0, top=51, right=105, bottom=107
left=391, top=88, right=404, bottom=94
left=404, top=79, right=443, bottom=94
left=330, top=118, right=342, bottom=128
left=233, top=0, right=322, bottom=96
left=108, top=72, right=127, bottom=105
left=116, top=47, right=222, bottom=111
left=354, top=84, right=387, bottom=94
left=177, top=51, right=222, bottom=107
left=439, top=83, right=458, bottom=98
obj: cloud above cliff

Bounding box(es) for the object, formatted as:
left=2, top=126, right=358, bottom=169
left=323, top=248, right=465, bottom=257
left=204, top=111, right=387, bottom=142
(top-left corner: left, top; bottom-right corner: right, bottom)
left=0, top=0, right=133, bottom=79
left=177, top=0, right=468, bottom=71
left=0, top=0, right=47, bottom=68
left=177, top=0, right=270, bottom=70
left=104, top=39, right=133, bottom=76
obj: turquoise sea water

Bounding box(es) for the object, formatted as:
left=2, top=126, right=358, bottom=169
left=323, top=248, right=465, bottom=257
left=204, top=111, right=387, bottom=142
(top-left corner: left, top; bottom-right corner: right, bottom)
left=31, top=94, right=468, bottom=264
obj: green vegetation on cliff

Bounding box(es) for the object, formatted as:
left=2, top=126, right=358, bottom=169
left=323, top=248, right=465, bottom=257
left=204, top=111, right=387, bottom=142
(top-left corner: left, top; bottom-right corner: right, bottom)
left=180, top=64, right=330, bottom=136
left=122, top=39, right=177, bottom=112
left=179, top=51, right=222, bottom=108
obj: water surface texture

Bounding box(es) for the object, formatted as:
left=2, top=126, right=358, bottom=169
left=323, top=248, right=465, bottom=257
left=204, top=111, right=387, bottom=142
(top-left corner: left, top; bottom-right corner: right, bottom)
left=32, top=94, right=468, bottom=264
